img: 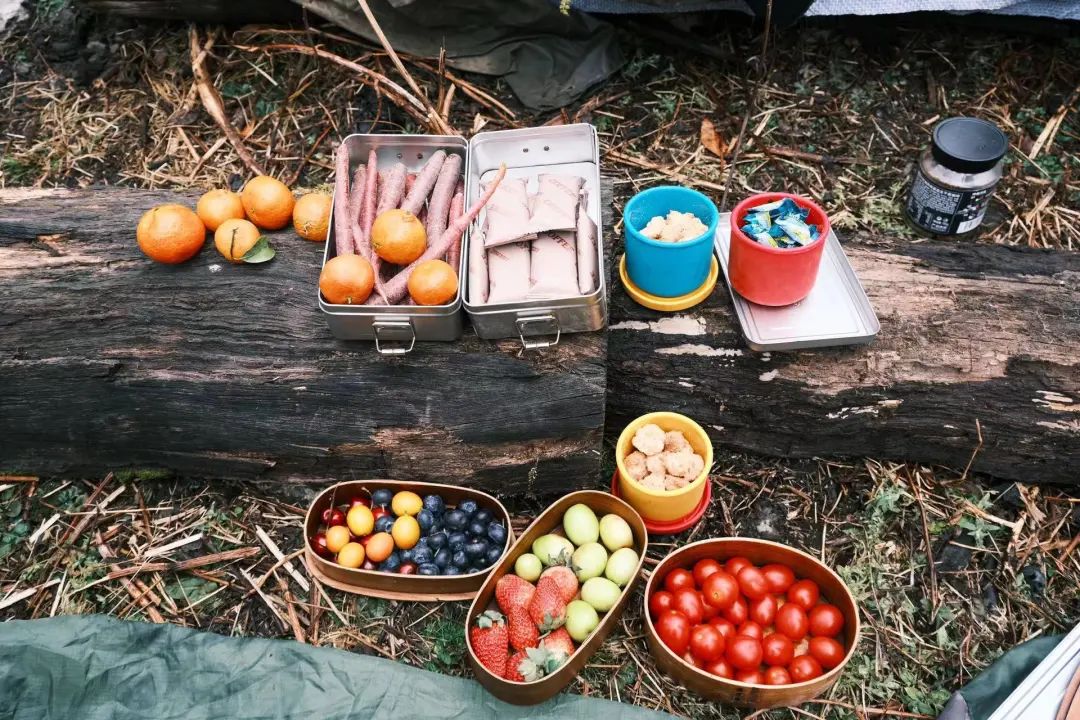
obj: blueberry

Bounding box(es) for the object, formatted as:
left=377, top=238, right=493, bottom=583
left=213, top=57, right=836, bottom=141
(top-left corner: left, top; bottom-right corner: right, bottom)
left=412, top=546, right=434, bottom=565
left=371, top=489, right=393, bottom=507
left=427, top=531, right=447, bottom=550
left=380, top=552, right=401, bottom=572
left=434, top=548, right=451, bottom=569
left=400, top=548, right=415, bottom=563
left=417, top=509, right=435, bottom=533
left=417, top=563, right=439, bottom=576
left=452, top=549, right=468, bottom=568
left=458, top=499, right=479, bottom=518
left=443, top=510, right=466, bottom=531
left=447, top=532, right=467, bottom=550
left=469, top=520, right=487, bottom=538
left=422, top=495, right=445, bottom=515
left=430, top=521, right=444, bottom=534
left=374, top=515, right=395, bottom=534
left=445, top=565, right=463, bottom=576
left=487, top=522, right=508, bottom=546
left=415, top=536, right=430, bottom=549
left=485, top=546, right=503, bottom=566
left=465, top=540, right=488, bottom=558
left=474, top=509, right=492, bottom=525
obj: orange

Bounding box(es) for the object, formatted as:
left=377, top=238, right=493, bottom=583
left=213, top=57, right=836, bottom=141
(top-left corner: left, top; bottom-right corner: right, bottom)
left=325, top=525, right=352, bottom=554
left=319, top=254, right=374, bottom=305
left=136, top=204, right=206, bottom=264
left=214, top=218, right=261, bottom=262
left=336, top=542, right=366, bottom=569
left=293, top=192, right=332, bottom=241
left=371, top=209, right=426, bottom=265
left=407, top=259, right=458, bottom=306
left=196, top=189, right=245, bottom=232
left=347, top=505, right=375, bottom=537
left=365, top=532, right=394, bottom=563
left=241, top=175, right=295, bottom=230
left=391, top=516, right=420, bottom=550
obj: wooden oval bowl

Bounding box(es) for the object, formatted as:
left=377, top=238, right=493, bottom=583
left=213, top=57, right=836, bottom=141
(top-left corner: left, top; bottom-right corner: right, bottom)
left=466, top=490, right=648, bottom=705
left=304, top=480, right=513, bottom=601
left=644, top=538, right=860, bottom=709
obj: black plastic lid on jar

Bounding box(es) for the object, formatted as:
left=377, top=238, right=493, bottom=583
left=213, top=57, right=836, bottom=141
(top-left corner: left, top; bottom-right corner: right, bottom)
left=931, top=117, right=1009, bottom=173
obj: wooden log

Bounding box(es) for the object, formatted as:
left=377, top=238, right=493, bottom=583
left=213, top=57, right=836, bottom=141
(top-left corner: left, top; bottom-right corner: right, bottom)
left=0, top=188, right=606, bottom=494
left=76, top=0, right=299, bottom=23
left=608, top=233, right=1080, bottom=485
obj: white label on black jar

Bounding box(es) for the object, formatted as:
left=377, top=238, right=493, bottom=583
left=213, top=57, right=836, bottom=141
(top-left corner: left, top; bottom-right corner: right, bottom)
left=906, top=171, right=993, bottom=235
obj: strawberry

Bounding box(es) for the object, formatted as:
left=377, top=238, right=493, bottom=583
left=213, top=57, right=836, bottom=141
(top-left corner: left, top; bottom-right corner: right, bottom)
left=495, top=574, right=535, bottom=614
left=469, top=610, right=508, bottom=677
left=507, top=606, right=539, bottom=651
left=539, top=566, right=578, bottom=604
left=528, top=577, right=567, bottom=632
left=504, top=647, right=559, bottom=683
left=539, top=627, right=575, bottom=664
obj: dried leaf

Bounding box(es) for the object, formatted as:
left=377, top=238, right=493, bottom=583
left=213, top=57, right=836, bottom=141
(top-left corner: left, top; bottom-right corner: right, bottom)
left=700, top=118, right=728, bottom=160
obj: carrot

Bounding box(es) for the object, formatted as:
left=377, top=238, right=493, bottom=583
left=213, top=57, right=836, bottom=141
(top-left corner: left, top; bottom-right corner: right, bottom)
left=371, top=164, right=506, bottom=305
left=347, top=163, right=366, bottom=258
left=424, top=153, right=461, bottom=247
left=333, top=143, right=353, bottom=256
left=400, top=150, right=446, bottom=215
left=404, top=172, right=417, bottom=199
left=445, top=190, right=464, bottom=271
left=359, top=149, right=378, bottom=259
left=377, top=162, right=407, bottom=215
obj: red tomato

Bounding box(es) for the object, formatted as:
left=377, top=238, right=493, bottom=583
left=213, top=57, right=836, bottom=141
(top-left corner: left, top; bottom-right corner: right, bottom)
left=808, top=637, right=846, bottom=670
left=682, top=650, right=705, bottom=669
left=708, top=617, right=737, bottom=644
left=749, top=595, right=777, bottom=626
left=689, top=624, right=725, bottom=662
left=761, top=632, right=795, bottom=667
left=664, top=568, right=696, bottom=593
left=808, top=604, right=845, bottom=637
left=789, top=654, right=823, bottom=682
left=723, top=597, right=748, bottom=625
left=725, top=556, right=753, bottom=577
left=725, top=635, right=763, bottom=670
left=735, top=669, right=765, bottom=684
left=348, top=496, right=371, bottom=510
left=672, top=588, right=704, bottom=625
left=705, top=658, right=734, bottom=679
left=648, top=591, right=674, bottom=619
left=738, top=621, right=764, bottom=640
left=737, top=566, right=769, bottom=600
left=775, top=603, right=809, bottom=641
left=700, top=595, right=720, bottom=621
left=787, top=579, right=820, bottom=610
left=701, top=571, right=740, bottom=610
left=761, top=563, right=795, bottom=593
left=692, top=558, right=723, bottom=587
left=323, top=508, right=346, bottom=527
left=656, top=610, right=691, bottom=655
left=764, top=666, right=792, bottom=685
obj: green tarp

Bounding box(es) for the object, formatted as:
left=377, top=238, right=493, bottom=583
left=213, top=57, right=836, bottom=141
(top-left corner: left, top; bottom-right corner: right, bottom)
left=0, top=615, right=673, bottom=720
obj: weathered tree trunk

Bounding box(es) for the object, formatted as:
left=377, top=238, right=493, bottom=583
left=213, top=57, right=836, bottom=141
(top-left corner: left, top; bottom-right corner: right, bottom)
left=0, top=188, right=605, bottom=494
left=76, top=0, right=299, bottom=23
left=608, top=235, right=1080, bottom=485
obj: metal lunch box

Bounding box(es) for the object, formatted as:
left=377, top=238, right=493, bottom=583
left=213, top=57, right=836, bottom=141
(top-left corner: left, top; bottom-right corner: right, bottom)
left=463, top=124, right=608, bottom=348
left=319, top=134, right=467, bottom=354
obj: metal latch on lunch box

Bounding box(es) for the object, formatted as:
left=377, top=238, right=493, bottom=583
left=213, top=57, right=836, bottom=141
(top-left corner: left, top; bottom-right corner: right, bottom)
left=373, top=320, right=417, bottom=355
left=515, top=315, right=561, bottom=350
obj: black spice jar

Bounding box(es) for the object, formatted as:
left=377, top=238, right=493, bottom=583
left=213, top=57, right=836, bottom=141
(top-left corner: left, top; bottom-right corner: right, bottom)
left=905, top=117, right=1008, bottom=236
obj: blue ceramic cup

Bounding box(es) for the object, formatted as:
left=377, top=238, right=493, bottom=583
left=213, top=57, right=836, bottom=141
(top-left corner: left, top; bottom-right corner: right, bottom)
left=623, top=186, right=719, bottom=298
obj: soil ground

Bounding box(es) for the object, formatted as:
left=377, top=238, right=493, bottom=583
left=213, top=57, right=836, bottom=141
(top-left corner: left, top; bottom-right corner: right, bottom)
left=1, top=3, right=1079, bottom=718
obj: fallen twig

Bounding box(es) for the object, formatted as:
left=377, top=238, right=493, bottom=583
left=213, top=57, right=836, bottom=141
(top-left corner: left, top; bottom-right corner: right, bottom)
left=255, top=526, right=310, bottom=593
left=102, top=546, right=261, bottom=582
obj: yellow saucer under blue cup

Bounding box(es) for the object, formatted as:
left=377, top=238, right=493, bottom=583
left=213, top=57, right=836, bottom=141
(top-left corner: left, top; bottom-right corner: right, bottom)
left=619, top=254, right=719, bottom=312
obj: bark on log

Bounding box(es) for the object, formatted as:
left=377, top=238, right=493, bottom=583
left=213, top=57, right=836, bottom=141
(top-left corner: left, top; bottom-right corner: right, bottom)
left=76, top=0, right=299, bottom=23
left=608, top=233, right=1080, bottom=485
left=0, top=188, right=605, bottom=494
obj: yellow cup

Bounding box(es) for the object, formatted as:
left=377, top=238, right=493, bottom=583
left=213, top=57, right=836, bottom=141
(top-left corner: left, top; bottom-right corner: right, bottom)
left=615, top=411, right=713, bottom=523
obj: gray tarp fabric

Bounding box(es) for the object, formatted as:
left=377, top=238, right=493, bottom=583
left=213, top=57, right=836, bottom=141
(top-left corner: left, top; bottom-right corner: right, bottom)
left=937, top=635, right=1063, bottom=720
left=0, top=615, right=674, bottom=720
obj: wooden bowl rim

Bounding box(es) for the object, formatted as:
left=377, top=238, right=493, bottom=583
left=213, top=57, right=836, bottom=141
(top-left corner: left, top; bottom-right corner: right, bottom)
left=614, top=411, right=714, bottom=500
left=643, top=537, right=861, bottom=691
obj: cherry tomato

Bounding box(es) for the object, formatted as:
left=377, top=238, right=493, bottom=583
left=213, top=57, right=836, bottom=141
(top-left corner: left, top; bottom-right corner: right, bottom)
left=664, top=568, right=696, bottom=593
left=701, top=571, right=740, bottom=610
left=749, top=595, right=777, bottom=626
left=725, top=635, right=763, bottom=671
left=737, top=566, right=769, bottom=600
left=789, top=654, right=823, bottom=682
left=689, top=624, right=725, bottom=662
left=371, top=506, right=390, bottom=522
left=764, top=666, right=792, bottom=685
left=324, top=508, right=346, bottom=527
left=397, top=562, right=417, bottom=575
left=787, top=579, right=820, bottom=610
left=761, top=563, right=795, bottom=593
left=705, top=658, right=734, bottom=679
left=692, top=558, right=723, bottom=587
left=311, top=532, right=331, bottom=557
left=648, top=591, right=675, bottom=619
left=655, top=610, right=691, bottom=655
left=735, top=669, right=765, bottom=684
left=808, top=604, right=845, bottom=637
left=349, top=496, right=371, bottom=510
left=700, top=595, right=720, bottom=621
left=725, top=556, right=753, bottom=577
left=682, top=651, right=706, bottom=669
left=723, top=597, right=748, bottom=625
left=708, top=617, right=737, bottom=644
left=738, top=621, right=763, bottom=640
left=808, top=637, right=846, bottom=670
left=672, top=588, right=704, bottom=625
left=761, top=632, right=795, bottom=667
left=775, top=603, right=809, bottom=641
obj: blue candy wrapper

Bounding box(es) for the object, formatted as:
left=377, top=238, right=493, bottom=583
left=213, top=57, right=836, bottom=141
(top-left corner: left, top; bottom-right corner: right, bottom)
left=742, top=197, right=821, bottom=249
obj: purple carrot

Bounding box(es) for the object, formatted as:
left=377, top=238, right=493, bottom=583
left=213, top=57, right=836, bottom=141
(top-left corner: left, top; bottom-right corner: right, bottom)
left=445, top=191, right=464, bottom=271
left=347, top=163, right=366, bottom=259
left=377, top=162, right=407, bottom=215
left=424, top=153, right=461, bottom=246
left=404, top=172, right=417, bottom=199
left=370, top=164, right=506, bottom=306
left=400, top=150, right=446, bottom=215
left=359, top=149, right=378, bottom=259
left=333, top=143, right=353, bottom=256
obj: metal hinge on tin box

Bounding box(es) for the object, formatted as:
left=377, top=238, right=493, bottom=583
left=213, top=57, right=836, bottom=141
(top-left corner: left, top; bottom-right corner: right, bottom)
left=713, top=213, right=879, bottom=351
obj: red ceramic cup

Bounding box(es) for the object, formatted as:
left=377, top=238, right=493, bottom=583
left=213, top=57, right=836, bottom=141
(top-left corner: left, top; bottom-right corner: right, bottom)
left=728, top=192, right=829, bottom=306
